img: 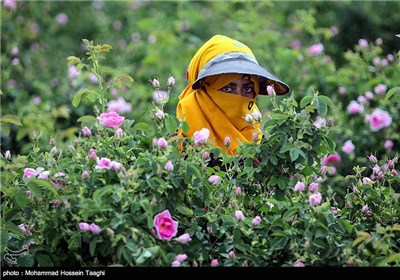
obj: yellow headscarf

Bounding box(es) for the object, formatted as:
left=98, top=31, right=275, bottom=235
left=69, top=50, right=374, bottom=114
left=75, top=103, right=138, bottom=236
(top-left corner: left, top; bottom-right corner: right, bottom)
left=176, top=35, right=262, bottom=155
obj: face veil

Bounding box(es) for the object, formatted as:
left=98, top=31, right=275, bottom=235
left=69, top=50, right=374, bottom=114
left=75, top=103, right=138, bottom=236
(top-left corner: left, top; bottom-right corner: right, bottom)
left=176, top=36, right=263, bottom=155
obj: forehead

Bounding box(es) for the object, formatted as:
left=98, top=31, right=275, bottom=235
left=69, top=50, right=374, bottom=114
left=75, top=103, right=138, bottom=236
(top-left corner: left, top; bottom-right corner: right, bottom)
left=227, top=77, right=254, bottom=85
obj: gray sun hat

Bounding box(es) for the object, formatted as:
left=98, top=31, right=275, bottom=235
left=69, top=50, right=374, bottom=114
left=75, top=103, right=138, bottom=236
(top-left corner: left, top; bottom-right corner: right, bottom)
left=192, top=51, right=290, bottom=95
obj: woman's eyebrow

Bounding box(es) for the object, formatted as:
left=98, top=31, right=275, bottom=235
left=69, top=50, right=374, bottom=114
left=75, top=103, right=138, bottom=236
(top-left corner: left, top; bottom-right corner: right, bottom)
left=243, top=81, right=254, bottom=86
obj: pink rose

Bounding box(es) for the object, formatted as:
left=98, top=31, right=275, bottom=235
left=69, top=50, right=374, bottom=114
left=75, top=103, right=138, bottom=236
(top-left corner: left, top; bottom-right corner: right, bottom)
left=294, top=181, right=305, bottom=192
left=309, top=193, right=323, bottom=206
left=89, top=223, right=102, bottom=235
left=193, top=128, right=210, bottom=145
left=23, top=168, right=36, bottom=179
left=365, top=108, right=392, bottom=132
left=153, top=210, right=178, bottom=241
left=208, top=175, right=221, bottom=186
left=79, top=222, right=90, bottom=231
left=308, top=43, right=324, bottom=56
left=97, top=111, right=125, bottom=128
left=322, top=154, right=341, bottom=166
left=252, top=216, right=261, bottom=227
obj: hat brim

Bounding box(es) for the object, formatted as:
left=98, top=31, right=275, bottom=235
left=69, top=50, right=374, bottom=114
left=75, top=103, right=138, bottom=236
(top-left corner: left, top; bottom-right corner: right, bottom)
left=192, top=58, right=290, bottom=95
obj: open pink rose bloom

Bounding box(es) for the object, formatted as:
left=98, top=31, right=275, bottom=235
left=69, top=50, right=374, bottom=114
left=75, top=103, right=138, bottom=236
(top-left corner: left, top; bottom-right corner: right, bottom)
left=153, top=210, right=178, bottom=241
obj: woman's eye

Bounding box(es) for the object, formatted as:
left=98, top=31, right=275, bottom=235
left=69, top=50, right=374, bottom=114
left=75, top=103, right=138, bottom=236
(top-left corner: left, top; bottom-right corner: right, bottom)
left=220, top=86, right=233, bottom=93
left=243, top=86, right=254, bottom=93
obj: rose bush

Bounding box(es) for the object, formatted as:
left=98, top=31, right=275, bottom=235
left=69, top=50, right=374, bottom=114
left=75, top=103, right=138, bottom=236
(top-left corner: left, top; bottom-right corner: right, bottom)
left=1, top=1, right=399, bottom=267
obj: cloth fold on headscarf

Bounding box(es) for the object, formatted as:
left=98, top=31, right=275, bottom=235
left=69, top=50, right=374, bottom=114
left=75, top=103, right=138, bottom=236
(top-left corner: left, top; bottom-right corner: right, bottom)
left=176, top=35, right=262, bottom=155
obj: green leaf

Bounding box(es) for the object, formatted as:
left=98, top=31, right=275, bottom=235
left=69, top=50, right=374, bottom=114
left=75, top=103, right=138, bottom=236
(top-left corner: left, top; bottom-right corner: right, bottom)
left=143, top=250, right=152, bottom=258
left=317, top=95, right=333, bottom=107
left=165, top=115, right=179, bottom=135
left=391, top=224, right=400, bottom=231
left=93, top=185, right=114, bottom=206
left=300, top=95, right=313, bottom=109
left=100, top=44, right=112, bottom=52
left=384, top=87, right=400, bottom=101
left=27, top=184, right=43, bottom=199
left=14, top=190, right=27, bottom=208
left=269, top=155, right=278, bottom=165
left=29, top=179, right=60, bottom=199
left=134, top=122, right=154, bottom=135
left=181, top=121, right=190, bottom=134
left=289, top=148, right=300, bottom=161
left=353, top=231, right=372, bottom=246
left=176, top=204, right=194, bottom=217
left=76, top=63, right=85, bottom=71
left=89, top=239, right=97, bottom=256
left=283, top=208, right=298, bottom=220
left=269, top=237, right=289, bottom=251
left=72, top=89, right=89, bottom=107
left=35, top=253, right=54, bottom=266
left=66, top=56, right=81, bottom=66
left=221, top=215, right=236, bottom=228
left=280, top=143, right=295, bottom=153
left=316, top=96, right=328, bottom=117
left=77, top=115, right=97, bottom=125
left=0, top=229, right=8, bottom=254
left=0, top=114, right=22, bottom=126
left=385, top=253, right=400, bottom=264
left=115, top=75, right=134, bottom=86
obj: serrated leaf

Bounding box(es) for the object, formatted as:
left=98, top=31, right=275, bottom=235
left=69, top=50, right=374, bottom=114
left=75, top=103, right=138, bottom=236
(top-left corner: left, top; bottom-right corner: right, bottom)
left=0, top=115, right=22, bottom=126
left=317, top=95, right=333, bottom=107
left=316, top=97, right=328, bottom=117
left=289, top=148, right=300, bottom=161
left=300, top=95, right=313, bottom=109
left=14, top=190, right=27, bottom=208
left=134, top=122, right=154, bottom=135
left=77, top=115, right=97, bottom=124
left=165, top=115, right=179, bottom=135
left=72, top=89, right=89, bottom=107
left=181, top=121, right=190, bottom=134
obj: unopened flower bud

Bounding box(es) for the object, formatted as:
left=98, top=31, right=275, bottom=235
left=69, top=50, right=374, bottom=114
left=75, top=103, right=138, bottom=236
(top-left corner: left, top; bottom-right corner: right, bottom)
left=82, top=126, right=92, bottom=137
left=151, top=78, right=160, bottom=88
left=267, top=85, right=276, bottom=96
left=5, top=150, right=11, bottom=160
left=82, top=170, right=90, bottom=180
left=228, top=250, right=235, bottom=260
left=155, top=109, right=165, bottom=120
left=167, top=76, right=176, bottom=87
left=224, top=136, right=231, bottom=147
left=235, top=186, right=242, bottom=196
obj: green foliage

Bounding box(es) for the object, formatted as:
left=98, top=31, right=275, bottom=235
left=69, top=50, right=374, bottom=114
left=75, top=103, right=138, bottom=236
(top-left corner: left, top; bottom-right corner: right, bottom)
left=1, top=0, right=399, bottom=268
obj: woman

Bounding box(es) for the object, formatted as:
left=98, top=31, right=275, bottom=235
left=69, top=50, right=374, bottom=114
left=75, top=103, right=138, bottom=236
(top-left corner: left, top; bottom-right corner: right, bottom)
left=176, top=34, right=290, bottom=155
